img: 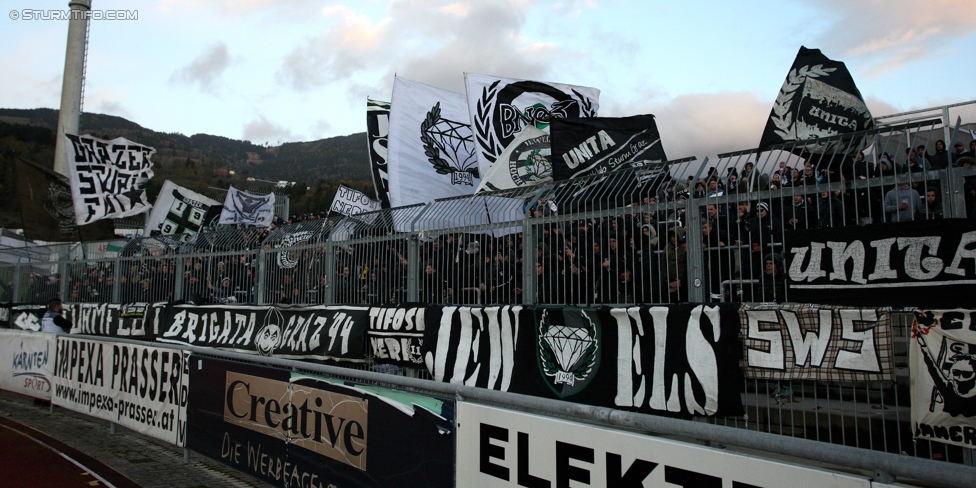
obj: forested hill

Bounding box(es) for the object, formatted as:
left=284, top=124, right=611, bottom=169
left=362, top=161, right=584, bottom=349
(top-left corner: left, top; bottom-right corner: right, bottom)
left=0, top=108, right=376, bottom=226
left=0, top=108, right=371, bottom=183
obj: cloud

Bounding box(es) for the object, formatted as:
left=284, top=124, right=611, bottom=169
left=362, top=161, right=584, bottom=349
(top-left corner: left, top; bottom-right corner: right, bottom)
left=604, top=91, right=771, bottom=161
left=94, top=100, right=134, bottom=119
left=276, top=0, right=553, bottom=94
left=243, top=115, right=302, bottom=144
left=809, top=0, right=976, bottom=74
left=170, top=42, right=231, bottom=93
left=308, top=119, right=333, bottom=139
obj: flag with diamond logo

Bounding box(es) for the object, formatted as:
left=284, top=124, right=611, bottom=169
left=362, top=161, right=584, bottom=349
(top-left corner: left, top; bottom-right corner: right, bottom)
left=387, top=76, right=481, bottom=207
left=535, top=307, right=601, bottom=398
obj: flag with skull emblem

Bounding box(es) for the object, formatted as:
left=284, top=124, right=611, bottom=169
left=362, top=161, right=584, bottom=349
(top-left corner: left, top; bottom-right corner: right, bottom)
left=387, top=76, right=481, bottom=207
left=910, top=309, right=976, bottom=449
left=218, top=186, right=275, bottom=227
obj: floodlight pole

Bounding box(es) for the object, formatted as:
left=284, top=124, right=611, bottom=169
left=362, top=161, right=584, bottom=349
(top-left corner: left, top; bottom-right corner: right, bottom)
left=53, top=0, right=92, bottom=176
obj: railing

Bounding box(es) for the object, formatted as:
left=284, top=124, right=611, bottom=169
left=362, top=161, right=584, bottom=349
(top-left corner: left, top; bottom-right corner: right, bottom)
left=2, top=99, right=975, bottom=468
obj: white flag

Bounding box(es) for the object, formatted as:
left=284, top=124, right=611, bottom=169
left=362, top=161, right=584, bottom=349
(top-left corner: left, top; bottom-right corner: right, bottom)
left=476, top=126, right=551, bottom=193
left=144, top=180, right=221, bottom=238
left=387, top=76, right=480, bottom=207
left=64, top=134, right=154, bottom=225
left=465, top=73, right=600, bottom=180
left=330, top=184, right=380, bottom=217
left=218, top=186, right=275, bottom=227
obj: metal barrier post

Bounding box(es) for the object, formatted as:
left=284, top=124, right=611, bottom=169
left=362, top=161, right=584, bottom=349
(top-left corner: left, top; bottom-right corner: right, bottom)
left=406, top=236, right=419, bottom=303
left=323, top=241, right=336, bottom=305
left=685, top=197, right=706, bottom=303
left=173, top=256, right=185, bottom=302
left=521, top=214, right=536, bottom=306
left=111, top=258, right=121, bottom=303
left=12, top=263, right=23, bottom=303
left=255, top=248, right=268, bottom=305
left=58, top=247, right=70, bottom=301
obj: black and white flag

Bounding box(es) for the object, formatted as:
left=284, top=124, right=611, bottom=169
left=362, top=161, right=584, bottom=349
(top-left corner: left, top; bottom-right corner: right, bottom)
left=144, top=181, right=221, bottom=239
left=218, top=186, right=275, bottom=227
left=156, top=304, right=369, bottom=362
left=388, top=76, right=480, bottom=207
left=465, top=73, right=600, bottom=179
left=367, top=306, right=426, bottom=367
left=422, top=306, right=536, bottom=391
left=329, top=184, right=379, bottom=218
left=911, top=310, right=976, bottom=448
left=475, top=126, right=552, bottom=193
left=65, top=134, right=154, bottom=224
left=367, top=99, right=392, bottom=208
left=758, top=46, right=874, bottom=151
left=550, top=114, right=668, bottom=181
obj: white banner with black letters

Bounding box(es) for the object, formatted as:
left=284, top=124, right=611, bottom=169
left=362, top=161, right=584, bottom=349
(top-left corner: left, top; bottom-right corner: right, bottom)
left=218, top=186, right=275, bottom=227
left=52, top=337, right=189, bottom=446
left=329, top=184, right=380, bottom=218
left=0, top=329, right=55, bottom=400
left=367, top=306, right=425, bottom=367
left=457, top=402, right=871, bottom=488
left=388, top=76, right=481, bottom=207
left=65, top=134, right=155, bottom=224
left=911, top=309, right=976, bottom=448
left=155, top=304, right=369, bottom=362
left=144, top=180, right=221, bottom=238
left=465, top=73, right=600, bottom=179
left=740, top=304, right=894, bottom=381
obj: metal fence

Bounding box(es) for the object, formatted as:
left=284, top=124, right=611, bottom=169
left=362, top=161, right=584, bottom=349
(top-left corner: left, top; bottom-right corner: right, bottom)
left=3, top=99, right=976, bottom=467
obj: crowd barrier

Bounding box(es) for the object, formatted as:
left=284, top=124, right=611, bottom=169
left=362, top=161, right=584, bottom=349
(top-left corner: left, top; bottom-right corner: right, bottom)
left=3, top=301, right=976, bottom=487
left=1, top=101, right=976, bottom=485
left=2, top=302, right=974, bottom=487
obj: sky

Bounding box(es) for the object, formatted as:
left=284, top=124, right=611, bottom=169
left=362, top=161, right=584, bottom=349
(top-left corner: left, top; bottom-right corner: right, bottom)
left=2, top=0, right=975, bottom=161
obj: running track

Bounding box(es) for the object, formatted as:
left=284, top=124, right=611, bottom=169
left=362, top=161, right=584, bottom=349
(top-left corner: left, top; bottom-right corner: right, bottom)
left=0, top=414, right=141, bottom=488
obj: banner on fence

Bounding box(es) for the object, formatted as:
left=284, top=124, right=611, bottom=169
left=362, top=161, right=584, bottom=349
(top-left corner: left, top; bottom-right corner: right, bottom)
left=68, top=302, right=161, bottom=339
left=186, top=356, right=454, bottom=488
left=464, top=73, right=600, bottom=179
left=156, top=305, right=369, bottom=362
left=367, top=99, right=392, bottom=208
left=65, top=134, right=155, bottom=224
left=786, top=219, right=976, bottom=308
left=52, top=337, right=189, bottom=446
left=367, top=306, right=425, bottom=367
left=911, top=309, right=976, bottom=448
left=740, top=304, right=894, bottom=381
left=422, top=305, right=541, bottom=393
left=550, top=114, right=668, bottom=181
left=457, top=402, right=871, bottom=488
left=5, top=304, right=59, bottom=332
left=218, top=187, right=275, bottom=227
left=421, top=304, right=742, bottom=417
left=0, top=330, right=55, bottom=400
left=144, top=180, right=221, bottom=239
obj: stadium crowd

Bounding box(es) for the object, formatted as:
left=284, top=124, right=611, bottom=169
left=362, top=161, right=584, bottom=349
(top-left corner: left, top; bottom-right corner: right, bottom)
left=11, top=140, right=976, bottom=307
